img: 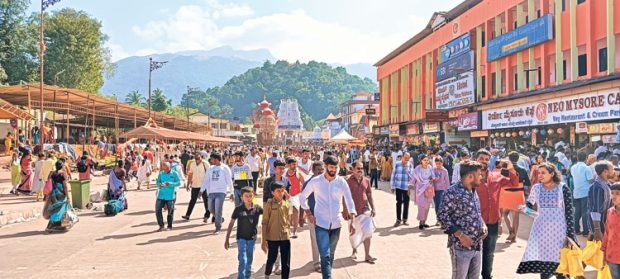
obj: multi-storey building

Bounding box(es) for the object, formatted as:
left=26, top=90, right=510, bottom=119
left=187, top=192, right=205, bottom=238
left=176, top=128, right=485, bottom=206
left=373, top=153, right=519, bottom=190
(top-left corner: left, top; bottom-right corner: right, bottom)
left=376, top=0, right=620, bottom=148
left=340, top=91, right=380, bottom=140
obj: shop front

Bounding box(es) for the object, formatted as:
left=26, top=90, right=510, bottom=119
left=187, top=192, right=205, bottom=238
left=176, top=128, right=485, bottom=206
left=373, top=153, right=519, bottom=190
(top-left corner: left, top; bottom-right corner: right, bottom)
left=422, top=122, right=442, bottom=147
left=444, top=110, right=478, bottom=147
left=405, top=123, right=422, bottom=145
left=481, top=88, right=620, bottom=148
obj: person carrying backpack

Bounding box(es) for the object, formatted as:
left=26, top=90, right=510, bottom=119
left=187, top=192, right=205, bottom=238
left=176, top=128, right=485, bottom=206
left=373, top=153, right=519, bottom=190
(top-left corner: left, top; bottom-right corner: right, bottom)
left=77, top=151, right=96, bottom=181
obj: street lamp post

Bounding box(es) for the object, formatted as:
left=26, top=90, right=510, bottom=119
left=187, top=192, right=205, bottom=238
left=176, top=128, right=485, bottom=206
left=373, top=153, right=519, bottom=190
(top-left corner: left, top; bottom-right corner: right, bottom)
left=186, top=86, right=199, bottom=130
left=148, top=57, right=167, bottom=118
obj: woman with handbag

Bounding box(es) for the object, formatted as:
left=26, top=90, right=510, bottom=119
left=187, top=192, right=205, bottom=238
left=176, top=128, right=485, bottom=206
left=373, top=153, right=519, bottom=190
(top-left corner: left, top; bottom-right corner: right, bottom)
left=44, top=160, right=78, bottom=233
left=516, top=162, right=577, bottom=279
left=410, top=155, right=436, bottom=230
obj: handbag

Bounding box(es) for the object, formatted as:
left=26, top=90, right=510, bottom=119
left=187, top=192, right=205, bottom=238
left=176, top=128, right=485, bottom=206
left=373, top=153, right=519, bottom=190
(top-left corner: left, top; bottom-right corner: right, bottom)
left=424, top=185, right=435, bottom=198
left=43, top=178, right=53, bottom=195
left=597, top=265, right=612, bottom=279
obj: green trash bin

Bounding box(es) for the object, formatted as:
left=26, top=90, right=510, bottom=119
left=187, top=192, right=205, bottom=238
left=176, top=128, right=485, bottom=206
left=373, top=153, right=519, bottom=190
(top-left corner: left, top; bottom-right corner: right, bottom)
left=69, top=179, right=91, bottom=209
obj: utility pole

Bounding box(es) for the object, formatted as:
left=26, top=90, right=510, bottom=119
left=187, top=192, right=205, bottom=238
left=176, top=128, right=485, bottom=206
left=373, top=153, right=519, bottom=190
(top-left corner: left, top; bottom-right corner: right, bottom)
left=186, top=86, right=199, bottom=130
left=148, top=57, right=167, bottom=118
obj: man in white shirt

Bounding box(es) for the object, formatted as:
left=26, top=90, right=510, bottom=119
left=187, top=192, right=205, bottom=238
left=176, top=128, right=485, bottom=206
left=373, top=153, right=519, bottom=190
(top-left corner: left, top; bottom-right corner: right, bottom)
left=452, top=150, right=471, bottom=184
left=200, top=153, right=233, bottom=234
left=391, top=148, right=403, bottom=167
left=363, top=148, right=371, bottom=176
left=245, top=148, right=261, bottom=193
left=300, top=155, right=357, bottom=279
left=297, top=149, right=313, bottom=181
left=182, top=153, right=210, bottom=222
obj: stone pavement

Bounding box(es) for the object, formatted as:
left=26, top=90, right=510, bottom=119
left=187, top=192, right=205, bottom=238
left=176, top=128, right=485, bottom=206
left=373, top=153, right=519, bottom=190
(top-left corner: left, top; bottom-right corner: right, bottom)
left=0, top=179, right=599, bottom=279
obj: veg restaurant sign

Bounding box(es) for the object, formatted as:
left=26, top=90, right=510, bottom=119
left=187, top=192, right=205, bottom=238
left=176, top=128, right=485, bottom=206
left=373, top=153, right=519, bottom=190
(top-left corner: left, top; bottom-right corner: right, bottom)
left=487, top=14, right=553, bottom=62
left=482, top=89, right=620, bottom=130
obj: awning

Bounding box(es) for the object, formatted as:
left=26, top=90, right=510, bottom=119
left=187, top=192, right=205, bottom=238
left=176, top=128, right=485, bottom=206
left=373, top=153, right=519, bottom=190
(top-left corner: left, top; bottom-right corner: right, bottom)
left=120, top=125, right=240, bottom=143
left=0, top=98, right=34, bottom=120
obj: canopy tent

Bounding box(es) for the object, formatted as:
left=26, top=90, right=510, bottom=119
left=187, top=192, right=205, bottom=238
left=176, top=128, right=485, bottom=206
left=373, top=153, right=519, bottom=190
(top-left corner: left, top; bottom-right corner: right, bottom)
left=119, top=119, right=240, bottom=144
left=328, top=129, right=357, bottom=143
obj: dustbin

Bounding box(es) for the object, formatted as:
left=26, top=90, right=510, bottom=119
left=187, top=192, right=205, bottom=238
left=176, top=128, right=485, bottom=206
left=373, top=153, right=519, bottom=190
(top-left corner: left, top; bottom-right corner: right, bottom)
left=69, top=180, right=91, bottom=209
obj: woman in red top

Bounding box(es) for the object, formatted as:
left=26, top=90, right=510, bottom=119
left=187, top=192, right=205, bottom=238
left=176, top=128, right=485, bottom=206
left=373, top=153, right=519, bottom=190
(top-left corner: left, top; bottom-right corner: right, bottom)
left=602, top=182, right=620, bottom=278
left=285, top=157, right=304, bottom=239
left=529, top=155, right=544, bottom=192
left=495, top=160, right=522, bottom=243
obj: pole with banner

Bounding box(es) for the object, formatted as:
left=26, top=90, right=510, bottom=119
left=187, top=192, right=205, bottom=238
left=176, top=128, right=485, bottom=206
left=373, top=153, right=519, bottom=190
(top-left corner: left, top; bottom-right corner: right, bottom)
left=39, top=0, right=62, bottom=148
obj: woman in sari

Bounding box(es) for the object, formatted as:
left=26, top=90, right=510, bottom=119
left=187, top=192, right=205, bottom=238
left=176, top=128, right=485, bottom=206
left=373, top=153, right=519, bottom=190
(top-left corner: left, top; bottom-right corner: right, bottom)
left=516, top=162, right=576, bottom=279
left=410, top=155, right=436, bottom=230
left=106, top=160, right=128, bottom=216
left=529, top=154, right=544, bottom=189
left=16, top=149, right=33, bottom=194
left=9, top=152, right=21, bottom=195
left=380, top=153, right=392, bottom=181
left=5, top=132, right=12, bottom=156
left=45, top=160, right=78, bottom=233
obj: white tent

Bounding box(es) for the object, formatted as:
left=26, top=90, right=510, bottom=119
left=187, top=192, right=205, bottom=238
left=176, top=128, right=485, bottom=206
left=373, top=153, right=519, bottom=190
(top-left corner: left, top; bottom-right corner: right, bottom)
left=328, top=129, right=357, bottom=143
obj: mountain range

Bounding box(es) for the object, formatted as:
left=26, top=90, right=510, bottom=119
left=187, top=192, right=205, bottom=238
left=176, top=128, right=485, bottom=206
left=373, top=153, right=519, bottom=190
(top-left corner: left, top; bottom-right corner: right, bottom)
left=101, top=46, right=376, bottom=103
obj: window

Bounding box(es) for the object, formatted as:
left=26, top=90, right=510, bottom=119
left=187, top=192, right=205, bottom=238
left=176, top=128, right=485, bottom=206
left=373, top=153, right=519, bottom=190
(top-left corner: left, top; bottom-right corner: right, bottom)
left=537, top=66, right=542, bottom=85
left=525, top=16, right=529, bottom=24
left=525, top=71, right=530, bottom=88
left=492, top=72, right=497, bottom=96
left=577, top=0, right=585, bottom=4
left=599, top=48, right=608, bottom=72
left=562, top=0, right=566, bottom=11
left=514, top=73, right=519, bottom=91
left=481, top=31, right=486, bottom=47
left=578, top=54, right=587, bottom=76
left=481, top=76, right=486, bottom=98
left=537, top=10, right=541, bottom=18
left=514, top=21, right=518, bottom=29
left=562, top=60, right=567, bottom=80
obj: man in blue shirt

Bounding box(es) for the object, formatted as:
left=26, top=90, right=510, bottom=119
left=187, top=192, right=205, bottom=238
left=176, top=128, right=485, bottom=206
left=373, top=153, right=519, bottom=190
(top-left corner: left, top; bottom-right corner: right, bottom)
left=588, top=161, right=614, bottom=241
left=155, top=162, right=181, bottom=231
left=267, top=152, right=278, bottom=177
left=390, top=152, right=414, bottom=227
left=571, top=151, right=595, bottom=236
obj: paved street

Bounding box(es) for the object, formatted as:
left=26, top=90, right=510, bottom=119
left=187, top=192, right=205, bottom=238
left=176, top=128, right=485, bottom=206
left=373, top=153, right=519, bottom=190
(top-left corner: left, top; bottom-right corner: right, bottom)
left=0, top=179, right=598, bottom=279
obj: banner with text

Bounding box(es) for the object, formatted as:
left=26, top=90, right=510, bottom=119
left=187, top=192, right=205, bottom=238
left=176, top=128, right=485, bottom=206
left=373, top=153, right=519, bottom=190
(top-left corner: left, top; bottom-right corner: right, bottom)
left=435, top=71, right=476, bottom=110
left=482, top=89, right=620, bottom=130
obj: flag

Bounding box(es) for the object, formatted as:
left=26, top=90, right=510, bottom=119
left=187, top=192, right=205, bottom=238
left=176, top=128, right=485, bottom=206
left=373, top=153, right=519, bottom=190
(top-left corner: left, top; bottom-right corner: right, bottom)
left=42, top=0, right=61, bottom=11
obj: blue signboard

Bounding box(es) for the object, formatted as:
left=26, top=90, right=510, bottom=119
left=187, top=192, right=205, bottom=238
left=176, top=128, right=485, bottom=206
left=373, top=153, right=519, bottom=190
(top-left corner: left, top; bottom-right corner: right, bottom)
left=487, top=14, right=554, bottom=62
left=439, top=33, right=472, bottom=63
left=436, top=51, right=474, bottom=82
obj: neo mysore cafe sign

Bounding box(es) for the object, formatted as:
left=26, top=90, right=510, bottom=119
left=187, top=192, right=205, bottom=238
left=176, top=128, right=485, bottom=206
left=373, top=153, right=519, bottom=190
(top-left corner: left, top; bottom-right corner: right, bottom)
left=482, top=90, right=620, bottom=130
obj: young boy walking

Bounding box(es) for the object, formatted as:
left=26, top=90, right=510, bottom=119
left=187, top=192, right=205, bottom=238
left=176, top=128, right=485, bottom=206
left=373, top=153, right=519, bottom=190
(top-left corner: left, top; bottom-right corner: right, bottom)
left=602, top=182, right=620, bottom=278
left=224, top=187, right=263, bottom=279
left=261, top=181, right=291, bottom=279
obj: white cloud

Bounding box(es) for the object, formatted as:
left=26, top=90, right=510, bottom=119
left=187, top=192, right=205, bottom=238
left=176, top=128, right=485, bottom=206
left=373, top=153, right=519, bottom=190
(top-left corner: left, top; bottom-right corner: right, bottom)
left=205, top=0, right=254, bottom=19
left=130, top=6, right=408, bottom=64
left=107, top=42, right=129, bottom=61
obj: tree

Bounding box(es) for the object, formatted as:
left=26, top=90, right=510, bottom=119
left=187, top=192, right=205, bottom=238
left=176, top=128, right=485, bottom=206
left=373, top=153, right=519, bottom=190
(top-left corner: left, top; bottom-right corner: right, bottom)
left=41, top=8, right=115, bottom=93
left=151, top=88, right=171, bottom=112
left=125, top=90, right=144, bottom=107
left=0, top=0, right=38, bottom=84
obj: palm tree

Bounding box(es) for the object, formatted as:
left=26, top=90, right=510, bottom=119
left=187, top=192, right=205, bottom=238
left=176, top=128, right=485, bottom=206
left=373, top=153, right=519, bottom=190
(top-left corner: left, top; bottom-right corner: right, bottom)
left=125, top=90, right=144, bottom=107
left=151, top=88, right=171, bottom=112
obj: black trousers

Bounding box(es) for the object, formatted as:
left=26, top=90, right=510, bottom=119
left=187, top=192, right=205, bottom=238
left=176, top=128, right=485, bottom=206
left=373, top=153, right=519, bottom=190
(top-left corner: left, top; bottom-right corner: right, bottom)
left=482, top=223, right=499, bottom=279
left=155, top=199, right=174, bottom=228
left=363, top=162, right=369, bottom=176
left=395, top=189, right=410, bottom=222
left=265, top=240, right=291, bottom=278
left=185, top=188, right=210, bottom=218
left=251, top=171, right=259, bottom=193
left=370, top=169, right=378, bottom=188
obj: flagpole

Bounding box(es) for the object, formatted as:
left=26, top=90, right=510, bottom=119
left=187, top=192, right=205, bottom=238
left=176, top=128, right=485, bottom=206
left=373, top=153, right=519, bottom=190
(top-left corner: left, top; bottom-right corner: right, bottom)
left=39, top=0, right=45, bottom=149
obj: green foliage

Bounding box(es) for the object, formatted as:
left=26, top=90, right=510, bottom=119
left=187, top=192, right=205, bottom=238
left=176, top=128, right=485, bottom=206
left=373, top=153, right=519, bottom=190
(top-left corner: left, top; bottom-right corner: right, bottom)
left=165, top=105, right=197, bottom=118
left=151, top=88, right=171, bottom=112
left=42, top=9, right=115, bottom=93
left=0, top=0, right=37, bottom=84
left=125, top=90, right=145, bottom=107
left=181, top=60, right=377, bottom=128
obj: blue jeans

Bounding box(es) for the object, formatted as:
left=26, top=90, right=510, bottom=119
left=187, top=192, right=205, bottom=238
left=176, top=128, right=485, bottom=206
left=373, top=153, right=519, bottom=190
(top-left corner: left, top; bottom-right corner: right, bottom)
left=481, top=223, right=499, bottom=279
left=155, top=199, right=174, bottom=228
left=315, top=226, right=341, bottom=279
left=433, top=190, right=444, bottom=219
left=573, top=197, right=590, bottom=234
left=370, top=169, right=378, bottom=188
left=234, top=188, right=242, bottom=207
left=208, top=192, right=226, bottom=231
left=609, top=262, right=620, bottom=279
left=449, top=245, right=482, bottom=279
left=237, top=238, right=255, bottom=279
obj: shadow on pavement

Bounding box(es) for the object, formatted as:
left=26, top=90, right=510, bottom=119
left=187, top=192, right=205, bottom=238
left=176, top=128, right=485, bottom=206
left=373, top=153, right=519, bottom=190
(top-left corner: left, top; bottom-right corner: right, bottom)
left=125, top=210, right=153, bottom=216
left=375, top=225, right=417, bottom=237
left=0, top=230, right=46, bottom=239
left=135, top=226, right=215, bottom=246
left=97, top=223, right=206, bottom=241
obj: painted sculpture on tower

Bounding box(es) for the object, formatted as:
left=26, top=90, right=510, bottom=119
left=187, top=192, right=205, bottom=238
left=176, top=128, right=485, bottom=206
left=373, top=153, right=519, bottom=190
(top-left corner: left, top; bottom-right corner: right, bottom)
left=253, top=98, right=277, bottom=145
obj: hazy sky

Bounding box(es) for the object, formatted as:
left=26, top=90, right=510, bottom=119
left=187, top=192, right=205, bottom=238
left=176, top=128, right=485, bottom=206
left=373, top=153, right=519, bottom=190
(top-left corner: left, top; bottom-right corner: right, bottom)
left=30, top=0, right=463, bottom=63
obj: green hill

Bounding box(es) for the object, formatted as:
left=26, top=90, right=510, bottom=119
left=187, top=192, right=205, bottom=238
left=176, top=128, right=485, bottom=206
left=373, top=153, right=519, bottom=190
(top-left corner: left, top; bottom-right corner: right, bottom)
left=182, top=60, right=377, bottom=129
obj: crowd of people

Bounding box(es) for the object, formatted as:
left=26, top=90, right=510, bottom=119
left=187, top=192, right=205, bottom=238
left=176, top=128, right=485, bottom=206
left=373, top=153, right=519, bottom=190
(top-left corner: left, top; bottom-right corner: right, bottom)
left=4, top=137, right=620, bottom=278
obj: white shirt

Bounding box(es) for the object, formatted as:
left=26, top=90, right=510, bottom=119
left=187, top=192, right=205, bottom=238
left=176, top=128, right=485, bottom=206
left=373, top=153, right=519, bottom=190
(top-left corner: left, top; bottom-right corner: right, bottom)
left=364, top=150, right=371, bottom=162
left=297, top=158, right=312, bottom=180
left=299, top=174, right=357, bottom=230
left=245, top=154, right=261, bottom=172
left=594, top=146, right=608, bottom=158
left=452, top=163, right=462, bottom=184
left=200, top=164, right=233, bottom=194
left=391, top=151, right=402, bottom=166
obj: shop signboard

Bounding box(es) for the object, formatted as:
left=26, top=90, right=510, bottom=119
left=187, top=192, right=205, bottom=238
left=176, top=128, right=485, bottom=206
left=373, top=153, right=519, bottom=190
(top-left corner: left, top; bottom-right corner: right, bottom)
left=435, top=71, right=476, bottom=110
left=487, top=14, right=554, bottom=62
left=470, top=130, right=489, bottom=137
left=406, top=124, right=420, bottom=135
left=482, top=89, right=620, bottom=130
left=602, top=135, right=618, bottom=144
left=588, top=123, right=615, bottom=134
left=457, top=112, right=480, bottom=131
left=448, top=108, right=469, bottom=119
left=426, top=111, right=449, bottom=122
left=389, top=124, right=399, bottom=136
left=439, top=33, right=472, bottom=63
left=380, top=126, right=389, bottom=135
left=436, top=51, right=474, bottom=82
left=423, top=122, right=441, bottom=133
left=575, top=122, right=588, bottom=133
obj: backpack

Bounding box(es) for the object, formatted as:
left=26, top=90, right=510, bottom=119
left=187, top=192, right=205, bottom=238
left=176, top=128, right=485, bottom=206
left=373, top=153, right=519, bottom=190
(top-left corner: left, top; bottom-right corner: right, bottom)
left=77, top=158, right=88, bottom=173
